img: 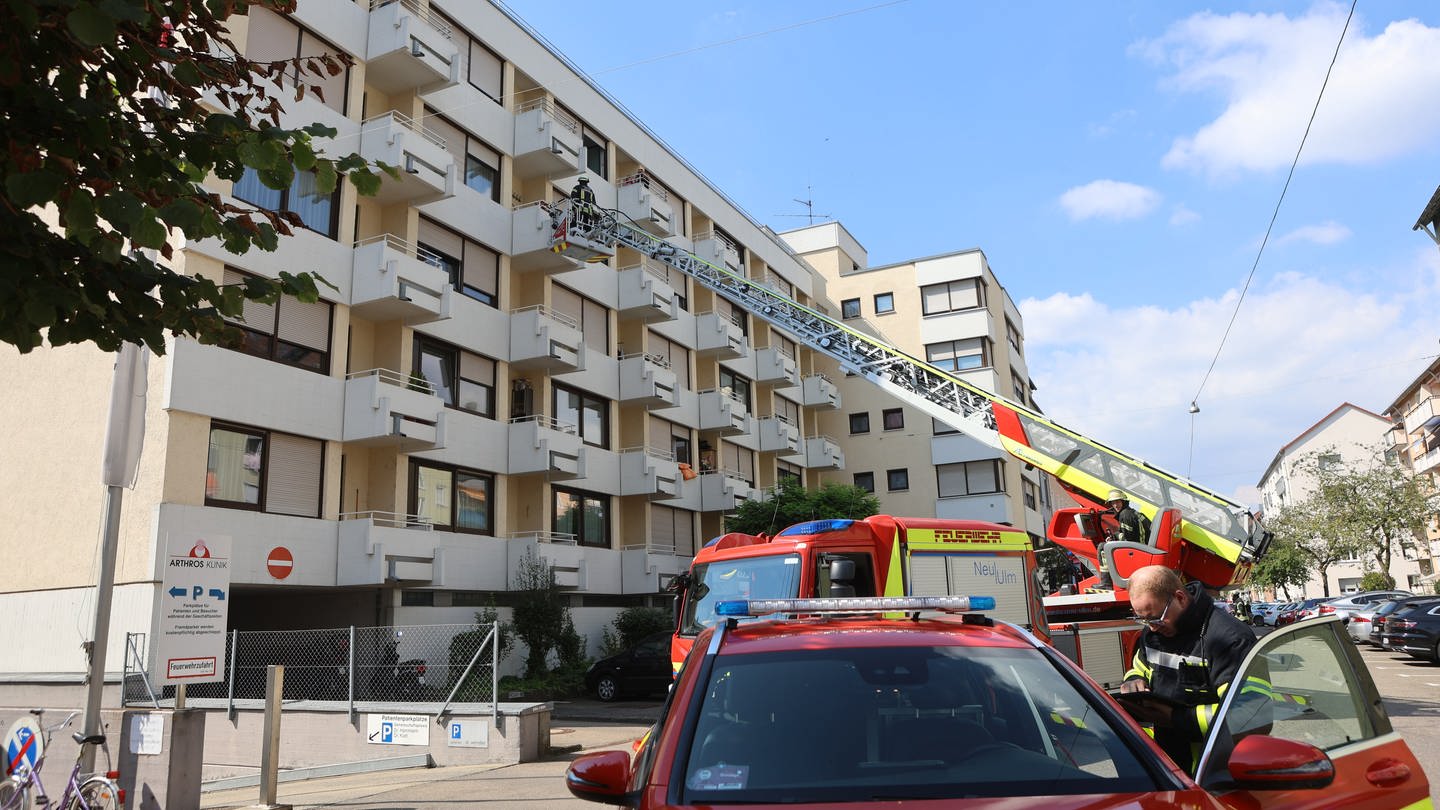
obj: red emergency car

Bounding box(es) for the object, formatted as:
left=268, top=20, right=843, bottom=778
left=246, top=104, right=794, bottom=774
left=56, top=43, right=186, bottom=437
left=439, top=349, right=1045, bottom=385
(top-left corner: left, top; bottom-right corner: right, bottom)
left=566, top=596, right=1428, bottom=809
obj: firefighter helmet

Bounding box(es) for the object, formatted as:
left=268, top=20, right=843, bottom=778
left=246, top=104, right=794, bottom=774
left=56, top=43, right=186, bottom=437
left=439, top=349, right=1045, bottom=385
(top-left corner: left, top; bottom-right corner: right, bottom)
left=1106, top=489, right=1126, bottom=503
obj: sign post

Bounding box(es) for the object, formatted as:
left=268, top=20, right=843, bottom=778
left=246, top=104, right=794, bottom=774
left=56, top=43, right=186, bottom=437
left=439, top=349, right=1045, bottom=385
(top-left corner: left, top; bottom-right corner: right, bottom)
left=156, top=535, right=232, bottom=685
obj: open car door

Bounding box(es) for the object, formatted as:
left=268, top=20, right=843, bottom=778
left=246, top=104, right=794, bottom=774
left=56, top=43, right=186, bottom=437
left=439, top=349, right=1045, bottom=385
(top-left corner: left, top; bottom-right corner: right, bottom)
left=1194, top=616, right=1429, bottom=809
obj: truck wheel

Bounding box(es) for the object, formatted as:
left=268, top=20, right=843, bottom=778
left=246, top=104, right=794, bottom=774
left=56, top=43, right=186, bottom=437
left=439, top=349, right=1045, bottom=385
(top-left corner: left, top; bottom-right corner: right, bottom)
left=595, top=675, right=619, bottom=702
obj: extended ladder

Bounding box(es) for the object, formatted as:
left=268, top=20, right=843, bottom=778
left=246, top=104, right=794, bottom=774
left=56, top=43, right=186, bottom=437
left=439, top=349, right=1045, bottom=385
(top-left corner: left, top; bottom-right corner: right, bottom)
left=548, top=201, right=1268, bottom=569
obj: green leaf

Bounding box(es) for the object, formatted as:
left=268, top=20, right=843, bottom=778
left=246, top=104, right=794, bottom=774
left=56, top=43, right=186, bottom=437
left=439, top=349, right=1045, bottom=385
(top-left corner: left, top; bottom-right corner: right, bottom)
left=66, top=4, right=118, bottom=47
left=97, top=192, right=143, bottom=229
left=258, top=164, right=294, bottom=192
left=64, top=190, right=98, bottom=239
left=171, top=60, right=203, bottom=87
left=313, top=161, right=337, bottom=194
left=24, top=298, right=55, bottom=328
left=237, top=138, right=286, bottom=171
left=132, top=215, right=167, bottom=249
left=158, top=199, right=203, bottom=232
left=292, top=140, right=316, bottom=172
left=348, top=169, right=380, bottom=197
left=6, top=170, right=63, bottom=208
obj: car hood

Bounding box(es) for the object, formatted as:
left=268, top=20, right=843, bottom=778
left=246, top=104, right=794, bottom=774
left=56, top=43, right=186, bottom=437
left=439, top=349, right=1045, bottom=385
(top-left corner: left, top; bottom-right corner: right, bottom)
left=656, top=791, right=1221, bottom=809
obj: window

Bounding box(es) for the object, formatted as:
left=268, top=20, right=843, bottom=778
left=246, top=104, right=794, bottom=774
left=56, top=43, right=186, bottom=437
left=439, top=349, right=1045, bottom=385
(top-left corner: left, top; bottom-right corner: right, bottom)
left=774, top=396, right=800, bottom=426
left=718, top=368, right=752, bottom=411
left=649, top=330, right=690, bottom=387
left=220, top=268, right=332, bottom=372
left=882, top=408, right=904, bottom=431
left=841, top=298, right=861, bottom=319
left=926, top=338, right=989, bottom=371
left=425, top=110, right=502, bottom=203
left=937, top=460, right=1003, bottom=497
left=418, top=216, right=499, bottom=307
left=413, top=337, right=496, bottom=418
left=718, top=296, right=748, bottom=337
left=651, top=504, right=697, bottom=556
left=232, top=166, right=339, bottom=237
left=467, top=40, right=503, bottom=102
left=555, top=383, right=609, bottom=448
left=583, top=126, right=608, bottom=178
left=874, top=292, right=894, bottom=314
left=853, top=471, right=875, bottom=493
left=721, top=441, right=755, bottom=486
left=887, top=468, right=909, bottom=492
left=1023, top=479, right=1038, bottom=511
left=921, top=278, right=984, bottom=315
left=206, top=423, right=323, bottom=517
left=1006, top=318, right=1023, bottom=355
left=777, top=460, right=802, bottom=485
left=552, top=283, right=609, bottom=354
left=1012, top=374, right=1028, bottom=405
left=411, top=461, right=493, bottom=533
left=775, top=334, right=797, bottom=360
left=933, top=418, right=958, bottom=436
left=554, top=487, right=609, bottom=547
left=400, top=590, right=434, bottom=607
left=244, top=7, right=348, bottom=114
left=649, top=416, right=691, bottom=464
left=849, top=412, right=870, bottom=434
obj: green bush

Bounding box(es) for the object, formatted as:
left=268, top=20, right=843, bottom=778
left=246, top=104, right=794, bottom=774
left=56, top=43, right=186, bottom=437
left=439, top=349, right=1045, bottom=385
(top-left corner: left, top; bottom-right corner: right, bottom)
left=601, top=607, right=672, bottom=656
left=447, top=602, right=511, bottom=701
left=1359, top=571, right=1396, bottom=591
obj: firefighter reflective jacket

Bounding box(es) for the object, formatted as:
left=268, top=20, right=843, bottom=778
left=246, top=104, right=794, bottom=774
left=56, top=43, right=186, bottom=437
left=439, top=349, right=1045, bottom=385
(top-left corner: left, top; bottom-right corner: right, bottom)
left=1123, top=580, right=1257, bottom=772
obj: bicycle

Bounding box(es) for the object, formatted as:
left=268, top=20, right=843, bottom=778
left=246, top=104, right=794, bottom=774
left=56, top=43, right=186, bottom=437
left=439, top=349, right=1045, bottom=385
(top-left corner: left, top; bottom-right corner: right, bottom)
left=0, top=709, right=122, bottom=810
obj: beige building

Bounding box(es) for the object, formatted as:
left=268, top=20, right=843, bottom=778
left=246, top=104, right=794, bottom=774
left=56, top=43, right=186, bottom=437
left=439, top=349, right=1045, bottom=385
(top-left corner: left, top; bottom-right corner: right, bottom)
left=1256, top=403, right=1426, bottom=597
left=781, top=223, right=1050, bottom=542
left=0, top=1, right=1040, bottom=679
left=1383, top=357, right=1440, bottom=587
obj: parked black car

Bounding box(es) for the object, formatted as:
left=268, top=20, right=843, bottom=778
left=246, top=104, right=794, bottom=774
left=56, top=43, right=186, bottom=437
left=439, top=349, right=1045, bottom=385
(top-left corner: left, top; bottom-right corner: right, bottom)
left=1383, top=597, right=1440, bottom=662
left=584, top=632, right=672, bottom=702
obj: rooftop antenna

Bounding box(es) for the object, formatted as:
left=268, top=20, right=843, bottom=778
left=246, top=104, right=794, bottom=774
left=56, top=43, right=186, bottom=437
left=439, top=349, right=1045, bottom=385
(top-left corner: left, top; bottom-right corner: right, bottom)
left=773, top=186, right=831, bottom=226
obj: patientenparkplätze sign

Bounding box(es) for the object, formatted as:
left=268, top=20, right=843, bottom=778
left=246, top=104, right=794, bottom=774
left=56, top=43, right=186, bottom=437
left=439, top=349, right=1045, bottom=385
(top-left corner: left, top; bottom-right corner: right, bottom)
left=156, top=534, right=231, bottom=685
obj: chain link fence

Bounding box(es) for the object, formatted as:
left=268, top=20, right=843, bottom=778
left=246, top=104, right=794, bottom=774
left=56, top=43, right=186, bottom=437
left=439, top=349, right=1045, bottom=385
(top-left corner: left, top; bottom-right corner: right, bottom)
left=124, top=623, right=499, bottom=715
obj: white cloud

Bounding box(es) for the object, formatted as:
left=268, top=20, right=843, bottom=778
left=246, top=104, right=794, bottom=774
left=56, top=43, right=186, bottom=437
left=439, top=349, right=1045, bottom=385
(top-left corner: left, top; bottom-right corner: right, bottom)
left=1059, top=180, right=1162, bottom=221
left=1170, top=204, right=1201, bottom=226
left=1277, top=220, right=1352, bottom=245
left=1137, top=3, right=1440, bottom=175
left=1018, top=251, right=1440, bottom=506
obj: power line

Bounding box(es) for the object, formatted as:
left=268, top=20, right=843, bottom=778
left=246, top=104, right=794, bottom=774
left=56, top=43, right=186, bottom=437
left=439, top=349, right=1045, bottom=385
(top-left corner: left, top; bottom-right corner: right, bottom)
left=1189, top=0, right=1358, bottom=410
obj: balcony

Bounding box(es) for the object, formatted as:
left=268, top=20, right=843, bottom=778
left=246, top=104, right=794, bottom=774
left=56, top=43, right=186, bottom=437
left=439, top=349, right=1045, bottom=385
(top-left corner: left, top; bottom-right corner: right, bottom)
left=350, top=234, right=452, bottom=324
left=800, top=373, right=841, bottom=409
left=695, top=311, right=746, bottom=358
left=754, top=346, right=798, bottom=385
left=513, top=98, right=582, bottom=180
left=618, top=352, right=678, bottom=407
left=701, top=470, right=755, bottom=512
left=342, top=369, right=446, bottom=451
left=797, top=434, right=844, bottom=469
left=358, top=111, right=455, bottom=205
left=510, top=201, right=591, bottom=274
left=755, top=415, right=801, bottom=453
left=699, top=388, right=750, bottom=435
left=508, top=415, right=584, bottom=478
left=509, top=305, right=583, bottom=371
left=620, top=447, right=683, bottom=499
left=616, top=262, right=677, bottom=322
left=693, top=231, right=741, bottom=273
left=365, top=0, right=460, bottom=95
left=336, top=511, right=436, bottom=586
left=1404, top=396, right=1440, bottom=436
left=616, top=170, right=675, bottom=237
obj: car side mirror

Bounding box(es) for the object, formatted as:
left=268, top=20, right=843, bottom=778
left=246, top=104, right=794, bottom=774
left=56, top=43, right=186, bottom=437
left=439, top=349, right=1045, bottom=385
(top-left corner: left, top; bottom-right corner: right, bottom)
left=1227, top=735, right=1335, bottom=791
left=566, top=750, right=636, bottom=804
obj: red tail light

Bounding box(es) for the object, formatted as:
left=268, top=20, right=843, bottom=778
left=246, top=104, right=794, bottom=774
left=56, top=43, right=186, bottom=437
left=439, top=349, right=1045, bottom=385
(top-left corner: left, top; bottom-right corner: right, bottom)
left=106, top=771, right=120, bottom=779
left=1352, top=616, right=1370, bottom=623
left=1391, top=620, right=1416, bottom=630
left=119, top=789, right=126, bottom=804
left=1319, top=605, right=1335, bottom=614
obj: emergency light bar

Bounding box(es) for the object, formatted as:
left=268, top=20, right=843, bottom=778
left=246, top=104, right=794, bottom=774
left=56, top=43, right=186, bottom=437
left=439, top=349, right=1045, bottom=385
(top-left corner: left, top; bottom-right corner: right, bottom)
left=715, top=595, right=996, bottom=617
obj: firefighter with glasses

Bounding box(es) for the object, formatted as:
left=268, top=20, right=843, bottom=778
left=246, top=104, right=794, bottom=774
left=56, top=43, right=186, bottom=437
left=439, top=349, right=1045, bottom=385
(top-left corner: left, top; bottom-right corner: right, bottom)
left=1118, top=565, right=1257, bottom=773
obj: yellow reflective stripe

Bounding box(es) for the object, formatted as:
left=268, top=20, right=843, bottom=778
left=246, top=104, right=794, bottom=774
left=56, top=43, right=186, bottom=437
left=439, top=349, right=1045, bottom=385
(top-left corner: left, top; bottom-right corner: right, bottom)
left=1126, top=649, right=1152, bottom=681
left=1195, top=702, right=1218, bottom=735
left=1048, top=712, right=1088, bottom=729
left=904, top=527, right=1032, bottom=551
left=1399, top=799, right=1434, bottom=810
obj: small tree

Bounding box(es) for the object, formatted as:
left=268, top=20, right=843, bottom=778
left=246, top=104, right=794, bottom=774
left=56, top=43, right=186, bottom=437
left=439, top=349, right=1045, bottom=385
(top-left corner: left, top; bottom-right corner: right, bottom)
left=447, top=600, right=512, bottom=701
left=601, top=606, right=671, bottom=655
left=1307, top=449, right=1437, bottom=580
left=1248, top=534, right=1312, bottom=601
left=1359, top=571, right=1396, bottom=591
left=509, top=546, right=569, bottom=678
left=724, top=478, right=880, bottom=536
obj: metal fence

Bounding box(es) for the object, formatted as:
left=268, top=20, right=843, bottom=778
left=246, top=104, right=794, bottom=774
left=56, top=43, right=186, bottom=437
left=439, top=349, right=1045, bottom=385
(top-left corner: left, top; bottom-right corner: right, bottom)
left=123, top=623, right=500, bottom=719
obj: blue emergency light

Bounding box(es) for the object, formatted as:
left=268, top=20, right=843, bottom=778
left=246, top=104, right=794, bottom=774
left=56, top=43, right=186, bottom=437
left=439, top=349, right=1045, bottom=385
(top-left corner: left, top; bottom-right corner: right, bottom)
left=714, top=595, right=996, bottom=617
left=776, top=519, right=855, bottom=537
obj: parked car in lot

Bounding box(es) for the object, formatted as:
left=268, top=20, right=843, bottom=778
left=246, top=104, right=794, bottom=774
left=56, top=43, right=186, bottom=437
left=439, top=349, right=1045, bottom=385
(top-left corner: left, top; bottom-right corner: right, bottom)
left=1349, top=599, right=1399, bottom=645
left=566, top=595, right=1429, bottom=808
left=1319, top=590, right=1413, bottom=624
left=585, top=632, right=673, bottom=702
left=1254, top=601, right=1291, bottom=627
left=1381, top=598, right=1440, bottom=661
left=1376, top=597, right=1440, bottom=651
left=1278, top=597, right=1329, bottom=626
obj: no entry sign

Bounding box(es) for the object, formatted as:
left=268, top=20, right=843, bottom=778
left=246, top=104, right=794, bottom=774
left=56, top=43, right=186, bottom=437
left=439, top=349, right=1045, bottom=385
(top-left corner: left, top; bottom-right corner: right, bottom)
left=267, top=547, right=293, bottom=580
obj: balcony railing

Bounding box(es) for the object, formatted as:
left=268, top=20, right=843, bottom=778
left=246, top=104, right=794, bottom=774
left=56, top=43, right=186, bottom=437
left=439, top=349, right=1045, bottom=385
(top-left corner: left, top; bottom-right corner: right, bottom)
left=507, top=413, right=579, bottom=435
left=509, top=530, right=577, bottom=546
left=363, top=110, right=447, bottom=152
left=617, top=169, right=669, bottom=201
left=370, top=0, right=452, bottom=38
left=345, top=367, right=435, bottom=396
left=338, top=510, right=434, bottom=530
left=514, top=97, right=578, bottom=134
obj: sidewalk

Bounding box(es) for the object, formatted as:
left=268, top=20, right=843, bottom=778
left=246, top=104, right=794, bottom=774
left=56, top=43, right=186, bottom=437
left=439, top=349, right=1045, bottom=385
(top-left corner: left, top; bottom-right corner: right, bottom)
left=200, top=701, right=662, bottom=810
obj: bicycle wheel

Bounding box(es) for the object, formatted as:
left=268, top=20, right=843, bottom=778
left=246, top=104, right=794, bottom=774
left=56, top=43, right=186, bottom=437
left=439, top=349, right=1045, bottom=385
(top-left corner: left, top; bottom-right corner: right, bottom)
left=68, top=778, right=118, bottom=810
left=0, top=777, right=31, bottom=810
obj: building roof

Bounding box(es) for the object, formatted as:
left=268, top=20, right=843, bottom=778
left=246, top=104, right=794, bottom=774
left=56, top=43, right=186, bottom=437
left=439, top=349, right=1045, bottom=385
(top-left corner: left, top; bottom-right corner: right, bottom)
left=1383, top=354, right=1440, bottom=416
left=1415, top=184, right=1440, bottom=231
left=1256, top=402, right=1390, bottom=486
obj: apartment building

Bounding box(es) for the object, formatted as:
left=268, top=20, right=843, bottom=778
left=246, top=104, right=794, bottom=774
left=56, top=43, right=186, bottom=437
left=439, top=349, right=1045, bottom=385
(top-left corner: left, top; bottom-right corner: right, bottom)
left=780, top=223, right=1050, bottom=542
left=1255, top=403, right=1425, bottom=596
left=0, top=0, right=861, bottom=675
left=1383, top=356, right=1440, bottom=586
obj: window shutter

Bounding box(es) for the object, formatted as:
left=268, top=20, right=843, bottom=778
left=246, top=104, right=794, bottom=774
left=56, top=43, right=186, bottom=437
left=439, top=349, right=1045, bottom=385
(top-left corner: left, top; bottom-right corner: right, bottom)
left=468, top=40, right=503, bottom=101
left=460, top=351, right=494, bottom=382
left=425, top=112, right=466, bottom=168
left=551, top=283, right=582, bottom=323
left=675, top=509, right=696, bottom=556
left=463, top=241, right=498, bottom=294
left=582, top=298, right=608, bottom=353
left=244, top=7, right=297, bottom=63
left=650, top=504, right=676, bottom=552
left=265, top=433, right=322, bottom=517
left=298, top=30, right=345, bottom=113
left=224, top=269, right=276, bottom=333
left=418, top=217, right=464, bottom=260
left=647, top=416, right=668, bottom=450
left=467, top=139, right=500, bottom=171
left=276, top=297, right=332, bottom=351
left=937, top=463, right=966, bottom=497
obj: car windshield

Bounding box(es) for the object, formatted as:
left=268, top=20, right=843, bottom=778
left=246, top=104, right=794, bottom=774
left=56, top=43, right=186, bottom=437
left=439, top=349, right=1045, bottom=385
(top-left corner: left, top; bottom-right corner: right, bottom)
left=679, top=556, right=803, bottom=636
left=681, top=644, right=1156, bottom=802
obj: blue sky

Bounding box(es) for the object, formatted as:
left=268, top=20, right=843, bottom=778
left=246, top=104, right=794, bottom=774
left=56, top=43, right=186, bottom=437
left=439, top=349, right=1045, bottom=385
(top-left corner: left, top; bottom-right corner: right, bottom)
left=499, top=0, right=1440, bottom=505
